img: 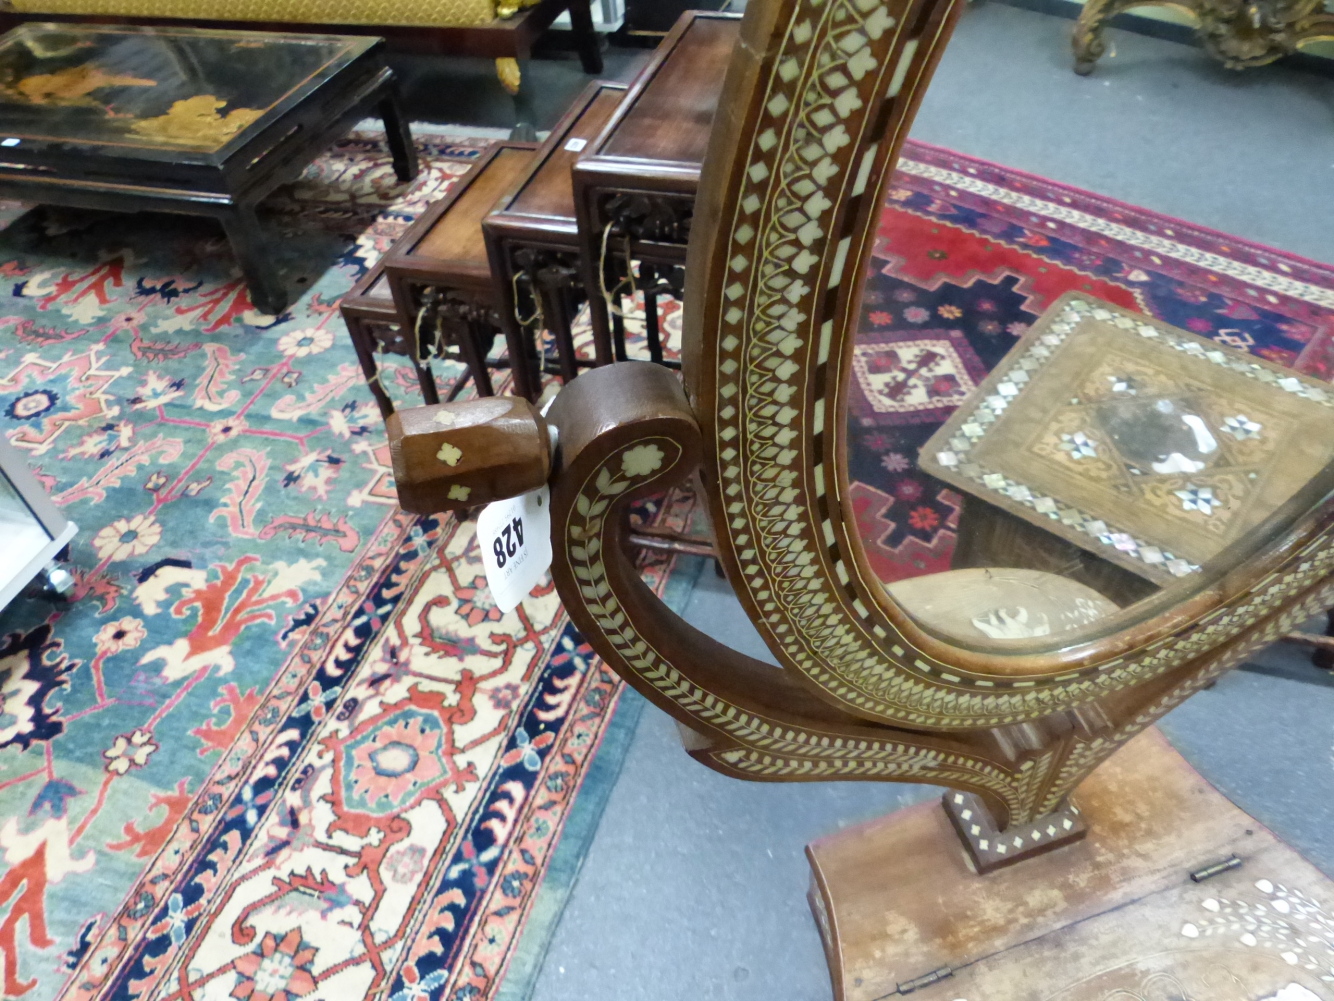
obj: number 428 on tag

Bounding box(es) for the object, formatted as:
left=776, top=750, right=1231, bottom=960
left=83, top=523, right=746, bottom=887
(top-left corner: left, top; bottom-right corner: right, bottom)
left=477, top=486, right=552, bottom=614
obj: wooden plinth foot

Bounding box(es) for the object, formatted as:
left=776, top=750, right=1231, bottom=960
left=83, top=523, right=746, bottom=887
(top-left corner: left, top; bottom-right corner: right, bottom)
left=805, top=728, right=1334, bottom=1001
left=941, top=789, right=1086, bottom=874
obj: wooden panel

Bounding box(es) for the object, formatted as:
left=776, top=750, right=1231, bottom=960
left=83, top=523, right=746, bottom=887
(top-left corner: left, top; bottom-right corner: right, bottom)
left=807, top=728, right=1328, bottom=1001
left=409, top=146, right=536, bottom=270
left=601, top=15, right=737, bottom=164
left=506, top=85, right=625, bottom=221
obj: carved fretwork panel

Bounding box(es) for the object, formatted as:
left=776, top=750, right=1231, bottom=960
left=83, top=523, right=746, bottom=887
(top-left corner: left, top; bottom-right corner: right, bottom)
left=600, top=191, right=696, bottom=250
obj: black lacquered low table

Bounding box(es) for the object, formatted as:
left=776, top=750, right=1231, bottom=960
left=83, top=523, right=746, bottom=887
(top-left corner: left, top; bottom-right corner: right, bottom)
left=0, top=22, right=417, bottom=315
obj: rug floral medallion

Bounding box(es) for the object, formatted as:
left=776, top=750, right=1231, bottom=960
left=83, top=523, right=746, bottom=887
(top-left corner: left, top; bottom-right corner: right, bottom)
left=0, top=126, right=1329, bottom=1001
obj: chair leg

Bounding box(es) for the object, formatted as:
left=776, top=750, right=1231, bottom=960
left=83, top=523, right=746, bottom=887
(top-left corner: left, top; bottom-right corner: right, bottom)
left=568, top=0, right=604, bottom=74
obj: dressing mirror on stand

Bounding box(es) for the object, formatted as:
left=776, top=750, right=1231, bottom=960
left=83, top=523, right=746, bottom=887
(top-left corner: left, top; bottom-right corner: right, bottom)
left=387, top=1, right=1334, bottom=997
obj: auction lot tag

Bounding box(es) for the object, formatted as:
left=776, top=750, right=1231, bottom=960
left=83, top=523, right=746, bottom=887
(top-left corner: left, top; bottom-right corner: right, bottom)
left=477, top=486, right=552, bottom=614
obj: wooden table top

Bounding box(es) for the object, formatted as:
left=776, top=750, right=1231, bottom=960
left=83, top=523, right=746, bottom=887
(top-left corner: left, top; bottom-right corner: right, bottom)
left=384, top=142, right=537, bottom=293
left=919, top=293, right=1334, bottom=586
left=600, top=15, right=736, bottom=166
left=577, top=11, right=738, bottom=181
left=491, top=81, right=626, bottom=231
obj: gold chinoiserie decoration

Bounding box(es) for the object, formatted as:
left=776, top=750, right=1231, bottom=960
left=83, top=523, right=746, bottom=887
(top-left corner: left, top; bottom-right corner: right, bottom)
left=11, top=64, right=156, bottom=105
left=128, top=95, right=264, bottom=147
left=1073, top=0, right=1334, bottom=72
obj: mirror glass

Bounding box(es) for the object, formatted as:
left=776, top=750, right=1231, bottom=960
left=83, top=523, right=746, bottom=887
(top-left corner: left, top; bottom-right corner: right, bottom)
left=843, top=146, right=1334, bottom=655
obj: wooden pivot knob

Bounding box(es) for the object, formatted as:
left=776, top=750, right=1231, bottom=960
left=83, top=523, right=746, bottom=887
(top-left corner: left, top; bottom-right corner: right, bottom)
left=386, top=397, right=552, bottom=514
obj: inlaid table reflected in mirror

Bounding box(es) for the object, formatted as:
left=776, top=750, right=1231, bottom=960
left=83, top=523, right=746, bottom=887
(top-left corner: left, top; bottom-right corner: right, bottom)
left=884, top=293, right=1334, bottom=650
left=0, top=22, right=418, bottom=314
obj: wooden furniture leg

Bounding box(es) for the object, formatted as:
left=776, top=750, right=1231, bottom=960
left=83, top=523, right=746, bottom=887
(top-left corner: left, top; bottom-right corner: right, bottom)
left=640, top=262, right=664, bottom=365
left=568, top=0, right=605, bottom=74
left=378, top=88, right=419, bottom=182
left=499, top=307, right=538, bottom=402
left=454, top=308, right=497, bottom=398
left=415, top=358, right=442, bottom=405
left=221, top=207, right=288, bottom=315
left=537, top=276, right=580, bottom=384
left=611, top=310, right=628, bottom=362
left=344, top=311, right=397, bottom=418
left=583, top=232, right=623, bottom=366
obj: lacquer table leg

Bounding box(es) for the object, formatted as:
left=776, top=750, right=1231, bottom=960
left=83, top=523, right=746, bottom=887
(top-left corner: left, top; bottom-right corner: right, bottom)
left=378, top=87, right=419, bottom=183
left=221, top=207, right=288, bottom=316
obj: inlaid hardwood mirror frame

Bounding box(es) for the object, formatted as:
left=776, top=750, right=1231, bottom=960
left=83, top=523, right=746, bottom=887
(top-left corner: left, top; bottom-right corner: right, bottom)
left=390, top=0, right=1334, bottom=840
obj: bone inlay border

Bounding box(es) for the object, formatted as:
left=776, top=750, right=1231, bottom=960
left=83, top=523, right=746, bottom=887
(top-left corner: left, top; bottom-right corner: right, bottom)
left=561, top=434, right=1055, bottom=821
left=701, top=0, right=1334, bottom=728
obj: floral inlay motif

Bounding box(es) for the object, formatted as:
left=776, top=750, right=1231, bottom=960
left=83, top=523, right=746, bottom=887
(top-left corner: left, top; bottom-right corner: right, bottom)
left=1175, top=484, right=1218, bottom=515
left=1059, top=431, right=1098, bottom=459
left=1180, top=878, right=1334, bottom=988
left=620, top=444, right=664, bottom=479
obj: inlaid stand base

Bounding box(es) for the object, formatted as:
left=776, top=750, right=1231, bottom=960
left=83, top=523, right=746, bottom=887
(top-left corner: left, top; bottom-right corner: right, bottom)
left=806, top=728, right=1334, bottom=1001
left=941, top=788, right=1086, bottom=874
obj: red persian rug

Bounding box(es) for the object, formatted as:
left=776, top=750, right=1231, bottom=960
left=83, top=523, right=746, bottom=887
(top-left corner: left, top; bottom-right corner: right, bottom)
left=848, top=139, right=1334, bottom=585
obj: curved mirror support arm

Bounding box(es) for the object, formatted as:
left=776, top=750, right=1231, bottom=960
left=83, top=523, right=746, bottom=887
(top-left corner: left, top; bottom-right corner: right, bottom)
left=386, top=362, right=1334, bottom=834
left=384, top=0, right=1334, bottom=850
left=542, top=363, right=1309, bottom=828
